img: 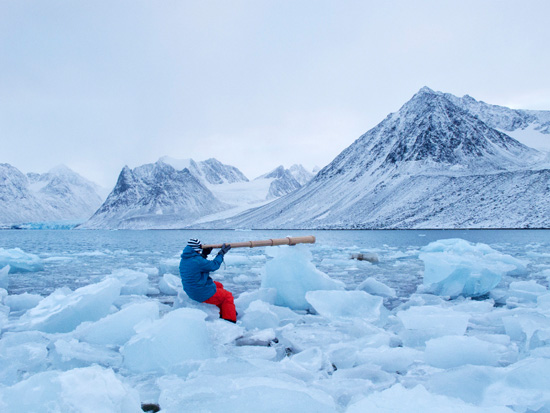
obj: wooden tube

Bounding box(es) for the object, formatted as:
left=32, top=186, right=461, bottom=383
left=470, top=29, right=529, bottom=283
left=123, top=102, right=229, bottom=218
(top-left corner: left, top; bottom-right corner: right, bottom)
left=201, top=235, right=316, bottom=249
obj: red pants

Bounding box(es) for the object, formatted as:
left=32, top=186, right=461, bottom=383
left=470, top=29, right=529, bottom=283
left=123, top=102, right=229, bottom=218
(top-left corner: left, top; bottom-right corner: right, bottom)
left=204, top=281, right=237, bottom=322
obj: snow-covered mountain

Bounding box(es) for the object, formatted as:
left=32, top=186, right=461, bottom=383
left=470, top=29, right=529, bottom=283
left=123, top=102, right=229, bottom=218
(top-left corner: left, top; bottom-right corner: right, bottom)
left=289, top=164, right=315, bottom=186
left=201, top=87, right=550, bottom=229
left=81, top=156, right=315, bottom=229
left=192, top=164, right=314, bottom=225
left=0, top=164, right=104, bottom=226
left=442, top=92, right=550, bottom=134
left=256, top=166, right=302, bottom=199
left=80, top=160, right=229, bottom=229
left=436, top=90, right=550, bottom=152
left=159, top=156, right=249, bottom=185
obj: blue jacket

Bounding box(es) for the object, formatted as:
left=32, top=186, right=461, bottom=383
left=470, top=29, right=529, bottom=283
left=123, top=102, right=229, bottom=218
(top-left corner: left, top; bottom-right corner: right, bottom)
left=179, top=245, right=223, bottom=302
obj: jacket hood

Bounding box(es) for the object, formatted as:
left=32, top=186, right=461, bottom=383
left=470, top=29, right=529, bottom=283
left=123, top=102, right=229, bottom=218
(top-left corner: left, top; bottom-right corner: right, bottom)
left=181, top=245, right=200, bottom=258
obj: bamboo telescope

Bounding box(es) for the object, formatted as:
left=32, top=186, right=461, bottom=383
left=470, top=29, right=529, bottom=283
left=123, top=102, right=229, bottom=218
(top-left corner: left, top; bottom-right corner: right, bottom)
left=201, top=235, right=316, bottom=250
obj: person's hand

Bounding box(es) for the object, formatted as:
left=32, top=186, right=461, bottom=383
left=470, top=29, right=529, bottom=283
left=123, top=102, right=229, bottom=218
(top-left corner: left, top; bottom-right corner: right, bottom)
left=220, top=243, right=231, bottom=255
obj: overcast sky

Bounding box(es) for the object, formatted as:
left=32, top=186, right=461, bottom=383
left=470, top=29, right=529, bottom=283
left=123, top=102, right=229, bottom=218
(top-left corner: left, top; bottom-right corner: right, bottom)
left=2, top=0, right=549, bottom=188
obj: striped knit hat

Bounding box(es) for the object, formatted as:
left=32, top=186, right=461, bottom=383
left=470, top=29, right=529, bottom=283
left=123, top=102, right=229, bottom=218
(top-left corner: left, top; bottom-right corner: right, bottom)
left=187, top=238, right=202, bottom=253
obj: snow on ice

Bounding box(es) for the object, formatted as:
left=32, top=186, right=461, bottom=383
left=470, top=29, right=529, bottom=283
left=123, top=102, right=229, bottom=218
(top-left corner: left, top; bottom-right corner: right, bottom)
left=0, top=238, right=549, bottom=412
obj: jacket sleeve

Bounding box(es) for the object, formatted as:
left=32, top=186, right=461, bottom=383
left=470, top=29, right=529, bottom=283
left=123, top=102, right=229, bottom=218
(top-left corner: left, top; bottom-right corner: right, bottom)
left=197, top=253, right=223, bottom=272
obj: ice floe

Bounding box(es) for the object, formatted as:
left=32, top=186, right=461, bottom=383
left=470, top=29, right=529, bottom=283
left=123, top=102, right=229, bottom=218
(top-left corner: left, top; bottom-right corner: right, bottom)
left=0, top=248, right=44, bottom=273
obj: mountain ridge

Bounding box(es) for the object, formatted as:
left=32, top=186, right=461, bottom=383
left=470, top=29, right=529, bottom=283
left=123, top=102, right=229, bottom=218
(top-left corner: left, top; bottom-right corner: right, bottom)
left=79, top=158, right=316, bottom=229
left=80, top=161, right=229, bottom=229
left=196, top=87, right=549, bottom=229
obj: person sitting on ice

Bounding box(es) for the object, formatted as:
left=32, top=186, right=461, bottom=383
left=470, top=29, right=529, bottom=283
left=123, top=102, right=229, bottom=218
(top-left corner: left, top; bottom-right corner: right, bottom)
left=179, top=238, right=236, bottom=323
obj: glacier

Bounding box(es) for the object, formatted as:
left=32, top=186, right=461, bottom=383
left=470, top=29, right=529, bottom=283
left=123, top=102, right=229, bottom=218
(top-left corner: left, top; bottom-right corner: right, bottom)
left=1, top=229, right=549, bottom=412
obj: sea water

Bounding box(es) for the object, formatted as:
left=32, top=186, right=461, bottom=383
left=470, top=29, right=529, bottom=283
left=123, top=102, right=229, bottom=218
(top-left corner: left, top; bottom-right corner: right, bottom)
left=3, top=229, right=548, bottom=300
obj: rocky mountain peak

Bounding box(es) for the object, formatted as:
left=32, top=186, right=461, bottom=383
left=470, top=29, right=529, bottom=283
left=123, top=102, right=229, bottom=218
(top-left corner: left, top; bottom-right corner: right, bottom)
left=255, top=165, right=283, bottom=180
left=366, top=87, right=542, bottom=175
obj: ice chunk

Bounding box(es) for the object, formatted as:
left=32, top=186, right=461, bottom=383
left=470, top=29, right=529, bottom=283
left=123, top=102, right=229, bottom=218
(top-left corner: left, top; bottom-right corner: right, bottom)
left=159, top=258, right=179, bottom=275
left=347, top=383, right=513, bottom=412
left=0, top=265, right=9, bottom=289
left=306, top=290, right=383, bottom=321
left=234, top=288, right=277, bottom=309
left=425, top=364, right=502, bottom=405
left=419, top=239, right=525, bottom=298
left=15, top=278, right=122, bottom=333
left=484, top=358, right=550, bottom=412
left=223, top=254, right=252, bottom=266
left=240, top=300, right=280, bottom=330
left=0, top=248, right=44, bottom=273
left=158, top=273, right=182, bottom=295
left=207, top=318, right=245, bottom=346
left=424, top=335, right=509, bottom=368
left=229, top=343, right=277, bottom=361
left=4, top=292, right=42, bottom=312
left=326, top=344, right=361, bottom=370
left=122, top=308, right=213, bottom=373
left=502, top=312, right=550, bottom=351
left=51, top=338, right=123, bottom=369
left=284, top=347, right=333, bottom=373
left=539, top=293, right=550, bottom=314
left=332, top=364, right=395, bottom=388
left=233, top=274, right=255, bottom=283
left=506, top=280, right=547, bottom=305
left=0, top=331, right=50, bottom=386
left=108, top=269, right=149, bottom=295
left=396, top=306, right=470, bottom=346
left=235, top=328, right=277, bottom=347
left=261, top=245, right=344, bottom=311
left=0, top=366, right=141, bottom=412
left=356, top=277, right=396, bottom=298
left=158, top=374, right=336, bottom=413
left=0, top=299, right=8, bottom=330
left=173, top=290, right=221, bottom=319
left=397, top=305, right=470, bottom=334
left=75, top=301, right=159, bottom=345
left=138, top=266, right=159, bottom=276
left=354, top=345, right=423, bottom=373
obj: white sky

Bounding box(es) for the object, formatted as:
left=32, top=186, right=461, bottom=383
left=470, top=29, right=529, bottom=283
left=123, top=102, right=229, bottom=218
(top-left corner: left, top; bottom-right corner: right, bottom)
left=2, top=0, right=550, bottom=188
